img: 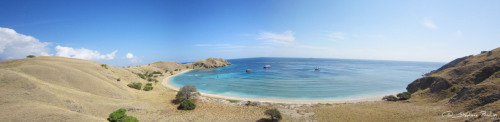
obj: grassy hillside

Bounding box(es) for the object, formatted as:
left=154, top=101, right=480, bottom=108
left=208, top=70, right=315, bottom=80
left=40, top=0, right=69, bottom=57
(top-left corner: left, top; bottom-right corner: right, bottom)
left=2, top=55, right=489, bottom=121
left=407, top=47, right=500, bottom=121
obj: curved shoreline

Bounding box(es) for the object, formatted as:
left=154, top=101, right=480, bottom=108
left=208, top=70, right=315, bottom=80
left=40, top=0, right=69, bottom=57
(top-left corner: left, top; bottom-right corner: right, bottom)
left=161, top=69, right=397, bottom=104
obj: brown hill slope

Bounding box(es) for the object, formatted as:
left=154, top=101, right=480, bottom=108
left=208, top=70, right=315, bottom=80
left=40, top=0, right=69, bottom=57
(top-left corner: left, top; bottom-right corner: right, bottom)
left=407, top=48, right=500, bottom=121
left=0, top=56, right=268, bottom=121
left=0, top=56, right=148, bottom=121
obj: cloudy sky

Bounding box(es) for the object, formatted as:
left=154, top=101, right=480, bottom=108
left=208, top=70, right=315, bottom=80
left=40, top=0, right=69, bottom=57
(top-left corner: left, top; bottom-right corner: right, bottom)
left=1, top=0, right=500, bottom=66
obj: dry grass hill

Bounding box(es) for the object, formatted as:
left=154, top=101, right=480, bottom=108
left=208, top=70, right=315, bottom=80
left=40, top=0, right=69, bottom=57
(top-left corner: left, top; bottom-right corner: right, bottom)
left=1, top=50, right=499, bottom=121
left=407, top=47, right=500, bottom=121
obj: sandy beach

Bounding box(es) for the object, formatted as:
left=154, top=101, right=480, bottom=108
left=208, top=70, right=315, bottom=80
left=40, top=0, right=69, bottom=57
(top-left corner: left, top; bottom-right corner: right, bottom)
left=161, top=69, right=397, bottom=104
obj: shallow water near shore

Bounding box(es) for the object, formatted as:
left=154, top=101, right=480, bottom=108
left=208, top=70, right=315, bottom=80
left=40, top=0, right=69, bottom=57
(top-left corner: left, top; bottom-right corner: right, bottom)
left=171, top=57, right=444, bottom=101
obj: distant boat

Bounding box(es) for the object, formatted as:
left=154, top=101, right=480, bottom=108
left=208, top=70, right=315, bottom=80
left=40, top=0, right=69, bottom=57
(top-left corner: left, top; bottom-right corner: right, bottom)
left=264, top=65, right=271, bottom=69
left=315, top=67, right=320, bottom=71
left=246, top=69, right=251, bottom=72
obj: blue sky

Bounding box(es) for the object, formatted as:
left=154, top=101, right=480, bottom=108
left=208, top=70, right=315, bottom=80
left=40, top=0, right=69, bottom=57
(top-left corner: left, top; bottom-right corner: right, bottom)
left=1, top=0, right=499, bottom=66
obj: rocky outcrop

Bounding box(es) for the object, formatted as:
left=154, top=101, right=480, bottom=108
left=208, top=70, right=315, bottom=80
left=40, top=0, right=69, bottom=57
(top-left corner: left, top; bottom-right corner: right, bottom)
left=191, top=58, right=231, bottom=68
left=407, top=77, right=450, bottom=93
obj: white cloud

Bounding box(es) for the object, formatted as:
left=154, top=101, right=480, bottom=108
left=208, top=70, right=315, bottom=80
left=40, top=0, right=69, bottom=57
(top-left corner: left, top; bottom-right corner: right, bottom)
left=328, top=32, right=346, bottom=41
left=126, top=53, right=134, bottom=59
left=0, top=27, right=51, bottom=60
left=257, top=30, right=295, bottom=45
left=422, top=19, right=437, bottom=29
left=55, top=45, right=117, bottom=60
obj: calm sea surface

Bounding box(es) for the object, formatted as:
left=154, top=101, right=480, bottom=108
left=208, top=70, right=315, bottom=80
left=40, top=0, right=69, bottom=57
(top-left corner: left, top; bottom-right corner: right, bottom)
left=171, top=57, right=444, bottom=100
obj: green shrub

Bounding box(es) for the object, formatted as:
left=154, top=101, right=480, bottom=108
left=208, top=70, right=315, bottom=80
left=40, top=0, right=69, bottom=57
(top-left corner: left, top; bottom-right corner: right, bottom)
left=186, top=66, right=189, bottom=68
left=107, top=108, right=138, bottom=122
left=117, top=78, right=121, bottom=82
left=152, top=71, right=162, bottom=75
left=119, top=116, right=138, bottom=122
left=143, top=83, right=153, bottom=91
left=165, top=70, right=169, bottom=73
left=101, top=64, right=108, bottom=69
left=174, top=69, right=179, bottom=71
left=26, top=55, right=35, bottom=58
left=127, top=82, right=142, bottom=90
left=170, top=71, right=174, bottom=75
left=147, top=73, right=153, bottom=77
left=176, top=85, right=197, bottom=103
left=107, top=108, right=126, bottom=122
left=154, top=79, right=159, bottom=83
left=382, top=95, right=398, bottom=101
left=137, top=73, right=146, bottom=80
left=179, top=99, right=196, bottom=110
left=397, top=92, right=412, bottom=100
left=264, top=108, right=282, bottom=121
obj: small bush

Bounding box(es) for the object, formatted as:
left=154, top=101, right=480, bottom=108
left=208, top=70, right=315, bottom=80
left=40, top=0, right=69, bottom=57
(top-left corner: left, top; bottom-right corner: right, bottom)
left=117, top=78, right=121, bottom=82
left=170, top=71, right=174, bottom=75
left=143, top=83, right=153, bottom=91
left=176, top=85, right=197, bottom=103
left=152, top=71, right=162, bottom=75
left=107, top=108, right=138, bottom=122
left=119, top=116, right=138, bottom=122
left=179, top=99, right=196, bottom=110
left=26, top=55, right=35, bottom=58
left=165, top=70, right=169, bottom=73
left=174, top=69, right=179, bottom=71
left=127, top=82, right=142, bottom=90
left=382, top=95, right=398, bottom=101
left=264, top=108, right=282, bottom=121
left=246, top=101, right=252, bottom=106
left=101, top=64, right=108, bottom=69
left=397, top=92, right=412, bottom=100
left=154, top=79, right=159, bottom=83
left=108, top=108, right=126, bottom=122
left=186, top=66, right=189, bottom=68
left=147, top=73, right=153, bottom=78
left=137, top=73, right=146, bottom=80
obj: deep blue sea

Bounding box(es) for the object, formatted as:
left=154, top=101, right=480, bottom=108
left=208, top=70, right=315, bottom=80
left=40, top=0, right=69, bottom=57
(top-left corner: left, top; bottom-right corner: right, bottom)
left=171, top=57, right=444, bottom=100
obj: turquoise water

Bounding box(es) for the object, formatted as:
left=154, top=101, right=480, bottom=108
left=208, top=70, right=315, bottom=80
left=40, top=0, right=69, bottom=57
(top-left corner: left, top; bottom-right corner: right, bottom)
left=171, top=57, right=444, bottom=100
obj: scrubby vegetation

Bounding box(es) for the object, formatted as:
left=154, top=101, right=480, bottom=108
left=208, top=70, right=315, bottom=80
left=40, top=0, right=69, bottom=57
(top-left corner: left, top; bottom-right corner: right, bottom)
left=396, top=92, right=411, bottom=100
left=170, top=71, right=174, bottom=75
left=245, top=101, right=261, bottom=106
left=176, top=85, right=197, bottom=103
left=137, top=73, right=146, bottom=80
left=143, top=83, right=153, bottom=91
left=178, top=99, right=196, bottom=110
left=101, top=64, right=108, bottom=69
left=26, top=55, right=35, bottom=58
left=382, top=92, right=412, bottom=101
left=127, top=82, right=142, bottom=90
left=107, top=108, right=138, bottom=122
left=116, top=78, right=120, bottom=82
left=382, top=95, right=398, bottom=101
left=152, top=71, right=162, bottom=75
left=264, top=108, right=282, bottom=121
left=119, top=116, right=139, bottom=122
